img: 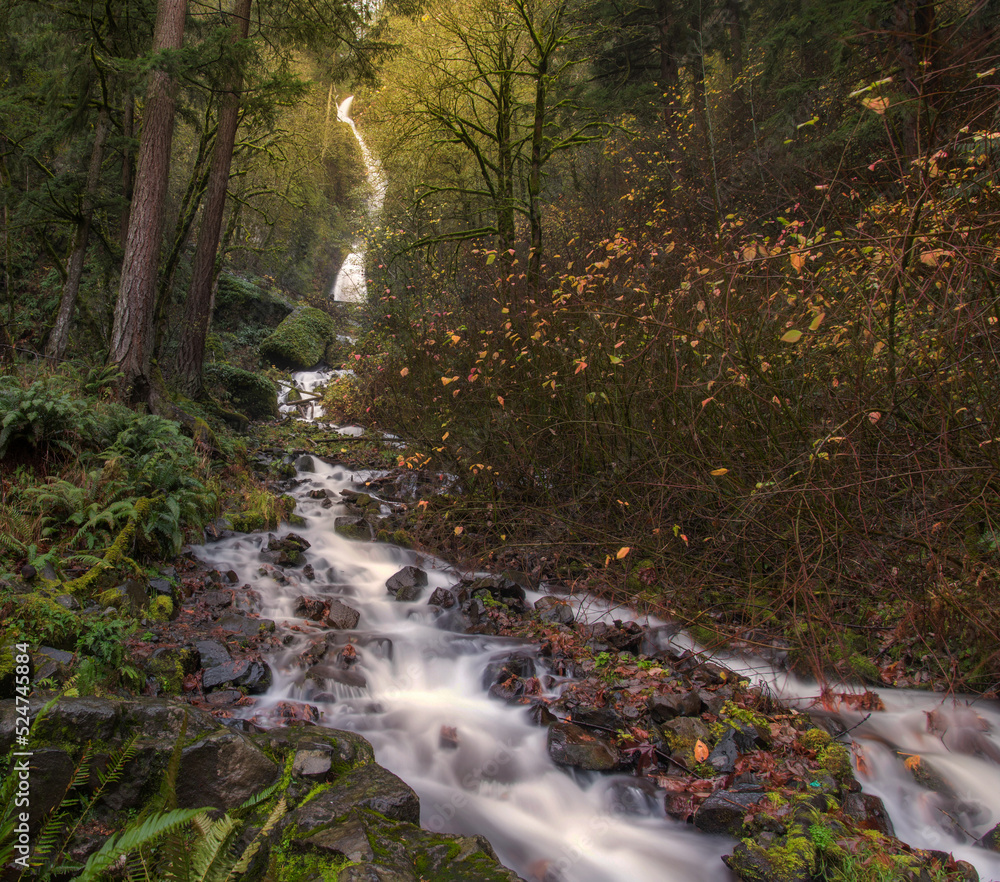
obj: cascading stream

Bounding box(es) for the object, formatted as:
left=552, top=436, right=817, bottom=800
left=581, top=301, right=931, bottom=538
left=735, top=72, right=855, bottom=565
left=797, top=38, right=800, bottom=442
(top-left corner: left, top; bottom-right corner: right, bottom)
left=191, top=376, right=1000, bottom=882
left=331, top=96, right=385, bottom=303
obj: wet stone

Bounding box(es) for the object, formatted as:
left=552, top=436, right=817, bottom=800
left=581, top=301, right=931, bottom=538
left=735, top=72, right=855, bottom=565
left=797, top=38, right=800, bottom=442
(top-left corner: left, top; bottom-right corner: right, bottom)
left=196, top=639, right=232, bottom=669
left=978, top=822, right=1000, bottom=851
left=439, top=726, right=459, bottom=749
left=427, top=587, right=456, bottom=608
left=385, top=566, right=428, bottom=597
left=149, top=578, right=173, bottom=596
left=842, top=792, right=895, bottom=836
left=217, top=613, right=275, bottom=638
left=292, top=749, right=333, bottom=780
left=648, top=690, right=702, bottom=722
left=206, top=690, right=242, bottom=706
left=54, top=594, right=82, bottom=611
left=693, top=789, right=767, bottom=836
left=547, top=722, right=619, bottom=771
left=534, top=596, right=575, bottom=625
left=325, top=599, right=361, bottom=630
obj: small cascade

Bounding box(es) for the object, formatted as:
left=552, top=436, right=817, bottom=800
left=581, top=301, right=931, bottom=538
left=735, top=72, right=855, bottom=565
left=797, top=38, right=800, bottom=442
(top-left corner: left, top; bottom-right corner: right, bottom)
left=331, top=95, right=386, bottom=303
left=191, top=369, right=1000, bottom=882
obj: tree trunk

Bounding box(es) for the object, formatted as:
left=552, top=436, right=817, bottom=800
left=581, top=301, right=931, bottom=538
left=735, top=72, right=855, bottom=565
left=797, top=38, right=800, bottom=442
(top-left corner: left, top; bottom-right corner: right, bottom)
left=110, top=0, right=187, bottom=405
left=46, top=106, right=111, bottom=361
left=175, top=0, right=252, bottom=397
left=120, top=93, right=136, bottom=250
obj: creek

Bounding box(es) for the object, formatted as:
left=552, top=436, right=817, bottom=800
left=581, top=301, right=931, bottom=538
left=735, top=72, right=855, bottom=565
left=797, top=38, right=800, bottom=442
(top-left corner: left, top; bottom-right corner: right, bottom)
left=192, top=372, right=1000, bottom=882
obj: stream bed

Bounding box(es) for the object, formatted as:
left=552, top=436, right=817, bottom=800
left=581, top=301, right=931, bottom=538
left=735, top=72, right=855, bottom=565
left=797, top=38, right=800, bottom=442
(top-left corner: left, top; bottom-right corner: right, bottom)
left=193, top=387, right=1000, bottom=882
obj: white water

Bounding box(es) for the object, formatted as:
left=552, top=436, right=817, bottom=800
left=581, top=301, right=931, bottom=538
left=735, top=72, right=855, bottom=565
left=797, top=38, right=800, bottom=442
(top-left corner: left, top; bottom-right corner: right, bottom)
left=331, top=96, right=386, bottom=303
left=194, top=381, right=1000, bottom=881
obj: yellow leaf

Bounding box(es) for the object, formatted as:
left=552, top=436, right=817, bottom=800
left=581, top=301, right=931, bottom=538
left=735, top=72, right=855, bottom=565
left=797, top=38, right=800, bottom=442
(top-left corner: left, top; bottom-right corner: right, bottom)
left=454, top=526, right=463, bottom=535
left=616, top=546, right=630, bottom=559
left=809, top=312, right=826, bottom=331
left=694, top=740, right=710, bottom=762
left=710, top=468, right=728, bottom=476
left=451, top=335, right=461, bottom=344
left=441, top=376, right=458, bottom=385
left=400, top=367, right=410, bottom=377
left=442, top=432, right=449, bottom=441
left=781, top=329, right=803, bottom=344
left=790, top=251, right=806, bottom=273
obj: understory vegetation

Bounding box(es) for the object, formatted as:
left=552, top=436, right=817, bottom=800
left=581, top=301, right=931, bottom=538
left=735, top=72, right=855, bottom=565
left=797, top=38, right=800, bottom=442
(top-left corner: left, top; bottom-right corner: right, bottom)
left=334, top=0, right=1000, bottom=695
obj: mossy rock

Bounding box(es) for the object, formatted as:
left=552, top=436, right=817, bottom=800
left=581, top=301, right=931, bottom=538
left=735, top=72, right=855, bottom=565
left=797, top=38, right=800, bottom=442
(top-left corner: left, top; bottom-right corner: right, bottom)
left=259, top=306, right=336, bottom=369
left=204, top=363, right=279, bottom=420
left=213, top=273, right=293, bottom=331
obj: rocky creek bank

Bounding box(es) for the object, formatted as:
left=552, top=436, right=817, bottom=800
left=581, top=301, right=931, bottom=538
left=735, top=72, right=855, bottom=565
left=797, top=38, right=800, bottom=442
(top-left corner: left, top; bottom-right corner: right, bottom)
left=4, top=452, right=999, bottom=882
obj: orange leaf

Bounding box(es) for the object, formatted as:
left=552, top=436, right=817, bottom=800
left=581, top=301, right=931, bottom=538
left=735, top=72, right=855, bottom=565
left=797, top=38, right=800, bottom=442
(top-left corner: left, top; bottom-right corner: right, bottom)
left=790, top=251, right=806, bottom=273
left=400, top=367, right=410, bottom=377
left=694, top=740, right=710, bottom=762
left=454, top=526, right=464, bottom=535
left=903, top=754, right=921, bottom=772
left=616, top=546, right=630, bottom=559
left=862, top=96, right=889, bottom=115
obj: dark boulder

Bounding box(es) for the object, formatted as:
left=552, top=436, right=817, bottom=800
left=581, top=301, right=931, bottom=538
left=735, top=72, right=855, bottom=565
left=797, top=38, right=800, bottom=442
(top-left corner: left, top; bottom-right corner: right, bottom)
left=547, top=722, right=619, bottom=771
left=385, top=566, right=428, bottom=597
left=693, top=788, right=767, bottom=836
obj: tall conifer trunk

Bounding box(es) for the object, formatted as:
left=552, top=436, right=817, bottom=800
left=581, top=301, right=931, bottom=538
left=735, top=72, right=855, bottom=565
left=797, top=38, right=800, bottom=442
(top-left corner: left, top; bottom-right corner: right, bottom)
left=175, top=0, right=252, bottom=397
left=46, top=106, right=111, bottom=362
left=110, top=0, right=187, bottom=405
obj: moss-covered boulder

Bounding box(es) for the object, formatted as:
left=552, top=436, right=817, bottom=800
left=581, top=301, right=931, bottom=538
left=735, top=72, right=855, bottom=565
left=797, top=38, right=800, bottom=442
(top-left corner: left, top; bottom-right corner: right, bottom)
left=204, top=363, right=279, bottom=419
left=259, top=306, right=335, bottom=369
left=213, top=273, right=293, bottom=331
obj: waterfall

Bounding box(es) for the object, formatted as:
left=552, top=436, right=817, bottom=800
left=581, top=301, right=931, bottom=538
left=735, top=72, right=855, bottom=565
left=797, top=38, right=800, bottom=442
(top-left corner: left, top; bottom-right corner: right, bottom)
left=331, top=95, right=386, bottom=303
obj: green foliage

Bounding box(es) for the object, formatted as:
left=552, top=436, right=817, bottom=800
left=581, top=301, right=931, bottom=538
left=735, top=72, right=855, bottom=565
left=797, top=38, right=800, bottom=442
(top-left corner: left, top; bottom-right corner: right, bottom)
left=0, top=376, right=97, bottom=459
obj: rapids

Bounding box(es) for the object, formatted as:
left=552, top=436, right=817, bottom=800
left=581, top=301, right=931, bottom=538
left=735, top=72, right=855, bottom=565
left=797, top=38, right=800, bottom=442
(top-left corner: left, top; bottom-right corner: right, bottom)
left=190, top=386, right=1000, bottom=881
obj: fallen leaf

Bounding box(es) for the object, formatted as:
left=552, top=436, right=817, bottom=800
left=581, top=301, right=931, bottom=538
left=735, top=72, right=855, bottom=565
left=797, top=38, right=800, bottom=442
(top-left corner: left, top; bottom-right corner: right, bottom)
left=694, top=740, right=710, bottom=762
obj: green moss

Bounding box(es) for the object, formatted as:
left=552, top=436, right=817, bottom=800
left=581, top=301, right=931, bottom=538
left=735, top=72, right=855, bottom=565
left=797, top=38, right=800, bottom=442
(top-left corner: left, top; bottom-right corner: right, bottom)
left=799, top=727, right=833, bottom=751
left=260, top=307, right=336, bottom=369
left=848, top=653, right=881, bottom=684
left=818, top=742, right=852, bottom=782
left=151, top=596, right=173, bottom=622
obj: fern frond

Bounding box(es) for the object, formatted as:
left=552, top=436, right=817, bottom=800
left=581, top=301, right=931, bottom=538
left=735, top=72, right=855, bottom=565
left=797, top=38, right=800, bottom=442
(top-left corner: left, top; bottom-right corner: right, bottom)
left=227, top=796, right=287, bottom=881
left=189, top=814, right=239, bottom=882
left=74, top=808, right=206, bottom=882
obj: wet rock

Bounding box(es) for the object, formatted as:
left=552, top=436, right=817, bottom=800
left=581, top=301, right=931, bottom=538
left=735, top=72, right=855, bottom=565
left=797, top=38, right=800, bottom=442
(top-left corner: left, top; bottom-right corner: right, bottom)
left=325, top=599, right=361, bottom=630
left=723, top=836, right=813, bottom=882
left=439, top=725, right=459, bottom=749
left=251, top=701, right=320, bottom=727
left=535, top=596, right=575, bottom=624
left=527, top=701, right=558, bottom=727
left=176, top=730, right=279, bottom=810
left=201, top=589, right=234, bottom=610
left=295, top=454, right=316, bottom=471
left=146, top=646, right=199, bottom=692
left=216, top=612, right=275, bottom=638
left=578, top=621, right=644, bottom=654
left=264, top=531, right=311, bottom=566
left=231, top=588, right=262, bottom=614
left=571, top=705, right=623, bottom=732
left=149, top=578, right=173, bottom=597
left=293, top=594, right=329, bottom=621
left=206, top=690, right=242, bottom=706
left=842, top=792, right=895, bottom=836
left=465, top=574, right=527, bottom=606
left=660, top=716, right=713, bottom=763
left=978, top=822, right=1000, bottom=851
left=196, top=639, right=232, bottom=669
left=547, top=722, right=619, bottom=770
left=336, top=516, right=372, bottom=540
left=289, top=762, right=420, bottom=825
left=302, top=564, right=316, bottom=580
left=294, top=808, right=522, bottom=882
left=21, top=747, right=77, bottom=826
left=605, top=778, right=662, bottom=815
left=204, top=518, right=236, bottom=541
left=202, top=658, right=271, bottom=693
left=385, top=566, right=428, bottom=598
left=54, top=594, right=82, bottom=611
left=694, top=788, right=767, bottom=836
left=648, top=690, right=702, bottom=722
left=427, top=587, right=457, bottom=608
left=707, top=724, right=760, bottom=775
left=482, top=652, right=535, bottom=703
left=292, top=749, right=333, bottom=780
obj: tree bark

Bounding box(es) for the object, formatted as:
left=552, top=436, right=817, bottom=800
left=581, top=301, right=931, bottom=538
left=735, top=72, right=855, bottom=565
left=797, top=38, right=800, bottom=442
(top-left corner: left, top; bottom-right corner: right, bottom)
left=110, top=0, right=187, bottom=405
left=175, top=0, right=252, bottom=396
left=120, top=93, right=136, bottom=250
left=46, top=106, right=111, bottom=362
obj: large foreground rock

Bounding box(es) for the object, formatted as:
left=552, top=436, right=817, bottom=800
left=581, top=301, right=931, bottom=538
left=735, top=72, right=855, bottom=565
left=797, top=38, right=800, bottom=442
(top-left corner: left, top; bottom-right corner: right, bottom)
left=0, top=696, right=526, bottom=881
